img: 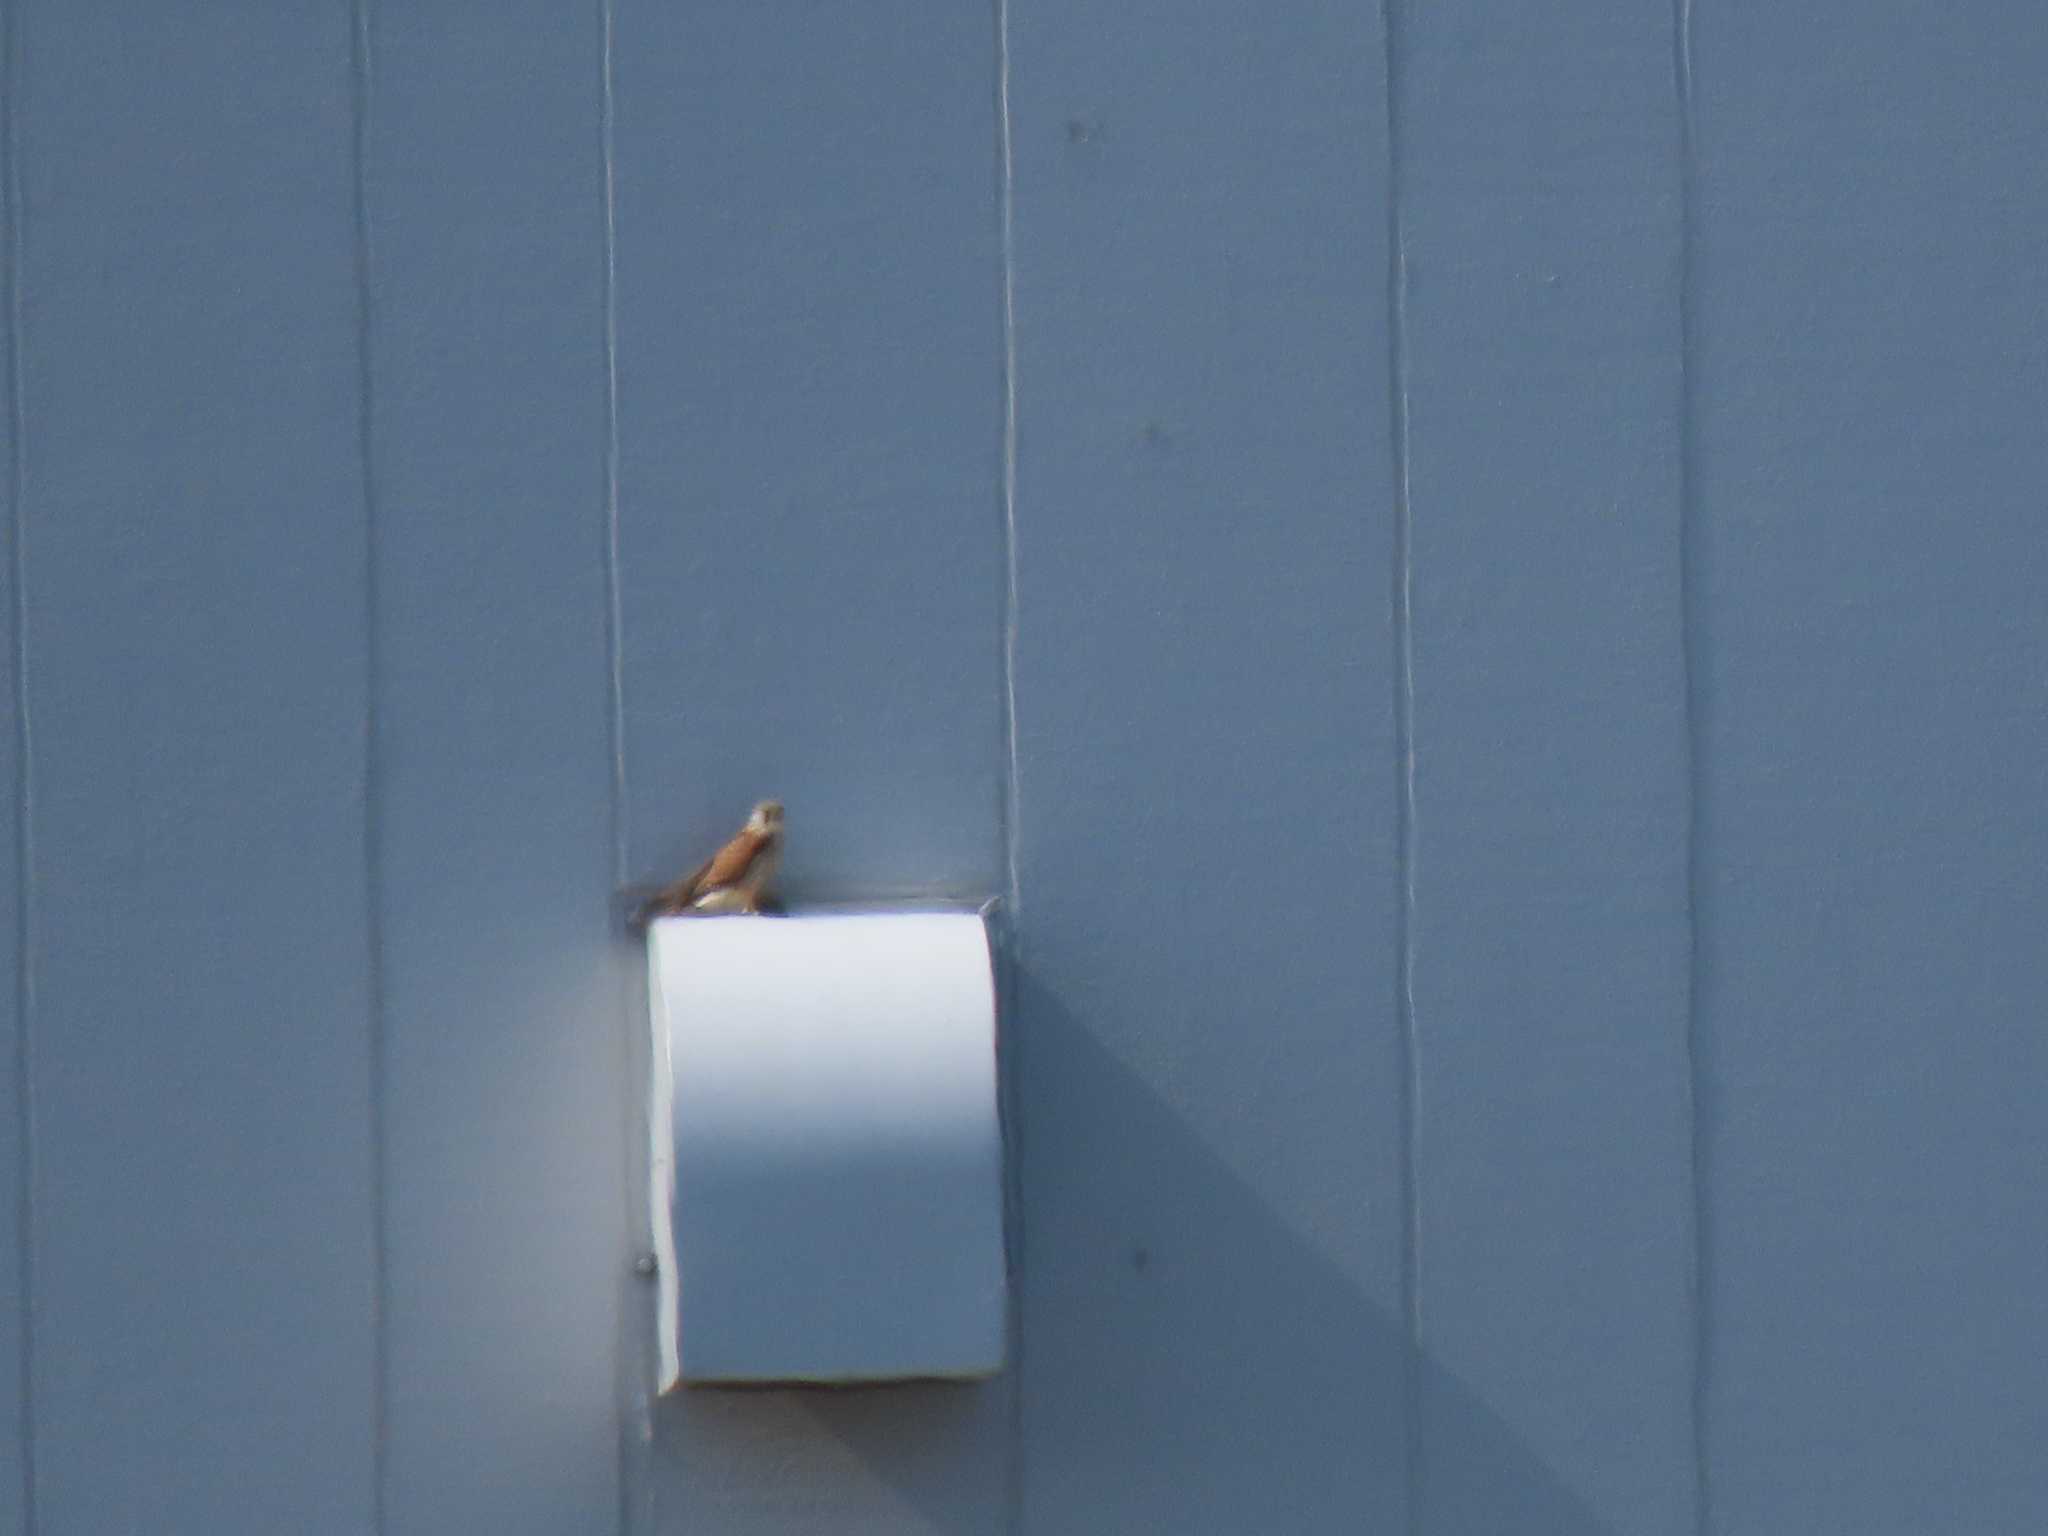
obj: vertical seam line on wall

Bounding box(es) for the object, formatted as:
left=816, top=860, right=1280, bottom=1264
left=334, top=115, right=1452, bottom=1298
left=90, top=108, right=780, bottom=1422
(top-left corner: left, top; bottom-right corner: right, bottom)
left=346, top=4, right=388, bottom=1531
left=1674, top=0, right=1711, bottom=1532
left=3, top=0, right=39, bottom=1527
left=994, top=11, right=1021, bottom=923
left=992, top=3, right=1025, bottom=1533
left=596, top=7, right=647, bottom=1536
left=599, top=0, right=628, bottom=889
left=1381, top=2, right=1423, bottom=1532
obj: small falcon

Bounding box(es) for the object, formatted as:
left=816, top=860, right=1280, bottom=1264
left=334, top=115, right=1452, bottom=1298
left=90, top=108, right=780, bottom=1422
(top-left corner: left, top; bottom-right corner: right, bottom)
left=637, top=799, right=784, bottom=923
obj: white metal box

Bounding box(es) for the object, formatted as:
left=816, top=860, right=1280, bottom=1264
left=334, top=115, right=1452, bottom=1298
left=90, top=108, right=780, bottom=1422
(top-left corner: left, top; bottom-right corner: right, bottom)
left=647, top=910, right=1006, bottom=1386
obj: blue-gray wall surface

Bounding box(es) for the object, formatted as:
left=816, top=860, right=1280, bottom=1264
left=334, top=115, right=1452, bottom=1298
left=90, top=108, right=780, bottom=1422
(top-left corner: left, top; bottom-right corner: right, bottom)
left=3, top=2, right=2045, bottom=1533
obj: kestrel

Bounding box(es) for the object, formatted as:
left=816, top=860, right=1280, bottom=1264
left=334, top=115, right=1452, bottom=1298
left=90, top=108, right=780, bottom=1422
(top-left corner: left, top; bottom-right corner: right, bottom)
left=637, top=800, right=784, bottom=923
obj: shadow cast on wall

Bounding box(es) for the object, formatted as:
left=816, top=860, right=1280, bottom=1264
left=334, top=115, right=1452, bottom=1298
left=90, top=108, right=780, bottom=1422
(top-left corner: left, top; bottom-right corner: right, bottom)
left=653, top=964, right=1619, bottom=1536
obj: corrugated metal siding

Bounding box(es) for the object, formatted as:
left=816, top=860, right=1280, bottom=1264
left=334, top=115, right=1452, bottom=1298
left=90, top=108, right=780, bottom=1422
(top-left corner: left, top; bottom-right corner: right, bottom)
left=2, top=3, right=2045, bottom=1533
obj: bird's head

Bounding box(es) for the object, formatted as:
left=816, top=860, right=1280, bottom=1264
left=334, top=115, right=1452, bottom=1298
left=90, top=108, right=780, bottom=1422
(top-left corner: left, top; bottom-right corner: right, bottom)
left=747, top=799, right=785, bottom=835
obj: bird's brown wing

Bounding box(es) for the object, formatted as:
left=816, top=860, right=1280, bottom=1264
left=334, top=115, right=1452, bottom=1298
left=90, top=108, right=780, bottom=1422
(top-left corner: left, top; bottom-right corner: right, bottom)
left=697, top=825, right=772, bottom=890
left=639, top=825, right=776, bottom=922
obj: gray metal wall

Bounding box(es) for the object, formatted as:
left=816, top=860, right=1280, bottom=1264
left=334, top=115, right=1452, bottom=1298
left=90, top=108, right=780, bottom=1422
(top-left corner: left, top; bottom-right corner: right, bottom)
left=3, top=2, right=2045, bottom=1533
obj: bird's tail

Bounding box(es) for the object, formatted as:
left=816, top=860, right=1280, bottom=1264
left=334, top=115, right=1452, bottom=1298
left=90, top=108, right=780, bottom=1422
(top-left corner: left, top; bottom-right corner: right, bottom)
left=617, top=886, right=670, bottom=933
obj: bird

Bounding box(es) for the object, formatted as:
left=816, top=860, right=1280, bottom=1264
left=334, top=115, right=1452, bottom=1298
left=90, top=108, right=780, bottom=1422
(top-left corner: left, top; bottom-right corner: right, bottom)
left=636, top=799, right=784, bottom=924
